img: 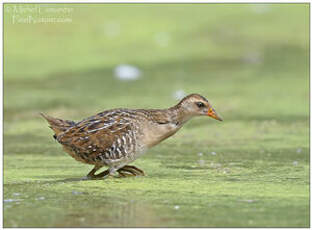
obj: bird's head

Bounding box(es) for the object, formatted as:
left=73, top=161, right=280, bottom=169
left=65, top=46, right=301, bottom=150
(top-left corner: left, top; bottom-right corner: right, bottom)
left=176, top=94, right=223, bottom=121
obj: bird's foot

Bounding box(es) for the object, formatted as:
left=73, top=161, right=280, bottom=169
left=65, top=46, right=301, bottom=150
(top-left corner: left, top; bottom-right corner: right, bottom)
left=86, top=169, right=110, bottom=180
left=117, top=165, right=145, bottom=177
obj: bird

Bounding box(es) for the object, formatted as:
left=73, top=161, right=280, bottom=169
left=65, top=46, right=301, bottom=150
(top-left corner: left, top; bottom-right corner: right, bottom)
left=41, top=93, right=223, bottom=179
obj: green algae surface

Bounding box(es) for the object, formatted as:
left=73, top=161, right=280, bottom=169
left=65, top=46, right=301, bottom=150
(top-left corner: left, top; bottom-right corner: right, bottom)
left=4, top=3, right=309, bottom=227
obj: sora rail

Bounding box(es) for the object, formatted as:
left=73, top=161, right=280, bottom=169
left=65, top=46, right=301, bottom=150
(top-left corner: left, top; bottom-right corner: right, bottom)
left=41, top=94, right=223, bottom=179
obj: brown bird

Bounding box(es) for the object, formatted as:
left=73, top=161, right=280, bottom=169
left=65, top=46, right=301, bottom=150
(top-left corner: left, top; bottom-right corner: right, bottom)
left=41, top=94, right=222, bottom=179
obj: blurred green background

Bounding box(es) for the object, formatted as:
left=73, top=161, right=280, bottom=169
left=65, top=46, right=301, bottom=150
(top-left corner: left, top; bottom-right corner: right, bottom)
left=4, top=3, right=309, bottom=227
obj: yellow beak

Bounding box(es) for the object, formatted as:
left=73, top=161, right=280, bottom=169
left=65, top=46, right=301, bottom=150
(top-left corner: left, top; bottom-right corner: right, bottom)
left=207, top=108, right=223, bottom=121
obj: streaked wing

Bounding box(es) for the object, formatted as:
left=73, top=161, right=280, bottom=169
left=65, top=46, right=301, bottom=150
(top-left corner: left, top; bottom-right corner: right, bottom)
left=58, top=110, right=137, bottom=162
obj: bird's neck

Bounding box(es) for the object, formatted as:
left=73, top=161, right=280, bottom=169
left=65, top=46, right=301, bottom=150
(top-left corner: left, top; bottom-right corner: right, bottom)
left=168, top=105, right=193, bottom=127
left=141, top=106, right=193, bottom=148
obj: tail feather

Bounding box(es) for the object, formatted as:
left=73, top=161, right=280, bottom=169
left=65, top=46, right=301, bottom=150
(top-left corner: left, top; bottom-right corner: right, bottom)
left=40, top=112, right=75, bottom=136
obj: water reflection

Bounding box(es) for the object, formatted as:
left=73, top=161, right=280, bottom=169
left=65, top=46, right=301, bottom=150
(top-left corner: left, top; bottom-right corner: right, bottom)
left=51, top=196, right=166, bottom=227
left=108, top=199, right=160, bottom=227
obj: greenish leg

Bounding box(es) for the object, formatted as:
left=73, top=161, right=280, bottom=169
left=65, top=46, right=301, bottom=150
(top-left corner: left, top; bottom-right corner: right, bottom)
left=118, top=165, right=145, bottom=177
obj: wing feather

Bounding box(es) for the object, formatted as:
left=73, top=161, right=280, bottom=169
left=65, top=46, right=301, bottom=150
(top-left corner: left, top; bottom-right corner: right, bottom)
left=58, top=110, right=135, bottom=162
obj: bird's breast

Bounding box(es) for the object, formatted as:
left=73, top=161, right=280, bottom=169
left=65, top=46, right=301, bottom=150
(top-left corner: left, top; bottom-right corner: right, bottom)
left=140, top=122, right=180, bottom=148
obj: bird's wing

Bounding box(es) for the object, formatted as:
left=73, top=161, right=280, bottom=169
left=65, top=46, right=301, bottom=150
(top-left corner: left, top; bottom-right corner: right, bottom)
left=58, top=110, right=136, bottom=161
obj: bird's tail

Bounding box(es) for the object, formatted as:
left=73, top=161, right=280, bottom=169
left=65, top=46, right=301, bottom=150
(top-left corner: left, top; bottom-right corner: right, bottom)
left=40, top=112, right=76, bottom=137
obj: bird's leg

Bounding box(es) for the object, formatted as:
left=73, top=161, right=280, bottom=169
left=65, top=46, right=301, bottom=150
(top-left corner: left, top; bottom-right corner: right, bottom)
left=86, top=165, right=110, bottom=179
left=117, top=170, right=133, bottom=177
left=127, top=165, right=145, bottom=175
left=86, top=165, right=102, bottom=179
left=87, top=165, right=145, bottom=179
left=117, top=168, right=136, bottom=177
left=92, top=169, right=110, bottom=179
left=91, top=167, right=117, bottom=179
left=118, top=165, right=145, bottom=177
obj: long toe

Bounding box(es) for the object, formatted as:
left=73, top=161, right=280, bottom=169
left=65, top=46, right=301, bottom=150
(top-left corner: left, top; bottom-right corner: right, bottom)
left=124, top=165, right=145, bottom=176
left=92, top=169, right=110, bottom=179
left=118, top=168, right=137, bottom=176
left=118, top=170, right=135, bottom=177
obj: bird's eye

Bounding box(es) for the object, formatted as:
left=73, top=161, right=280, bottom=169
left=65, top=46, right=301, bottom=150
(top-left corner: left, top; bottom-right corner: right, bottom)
left=196, top=102, right=205, bottom=108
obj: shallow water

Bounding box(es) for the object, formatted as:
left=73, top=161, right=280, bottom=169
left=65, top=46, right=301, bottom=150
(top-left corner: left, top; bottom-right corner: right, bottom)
left=4, top=3, right=309, bottom=227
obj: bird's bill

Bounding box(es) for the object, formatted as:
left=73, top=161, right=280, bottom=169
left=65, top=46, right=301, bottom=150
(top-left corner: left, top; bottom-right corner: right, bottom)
left=207, top=107, right=223, bottom=121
